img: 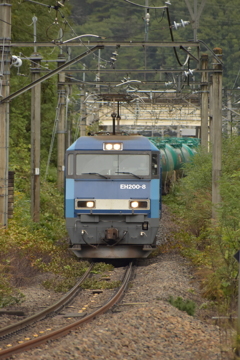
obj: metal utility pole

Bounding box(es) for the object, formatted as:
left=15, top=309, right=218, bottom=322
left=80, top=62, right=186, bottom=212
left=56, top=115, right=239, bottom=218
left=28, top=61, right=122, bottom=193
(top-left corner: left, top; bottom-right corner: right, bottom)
left=227, top=92, right=232, bottom=137
left=117, top=101, right=121, bottom=132
left=200, top=54, right=208, bottom=148
left=30, top=52, right=42, bottom=222
left=80, top=88, right=86, bottom=136
left=209, top=74, right=213, bottom=144
left=96, top=48, right=101, bottom=92
left=57, top=54, right=66, bottom=191
left=66, top=46, right=72, bottom=148
left=0, top=0, right=11, bottom=228
left=211, top=48, right=223, bottom=219
left=144, top=0, right=149, bottom=81
left=184, top=0, right=206, bottom=41
left=32, top=15, right=38, bottom=53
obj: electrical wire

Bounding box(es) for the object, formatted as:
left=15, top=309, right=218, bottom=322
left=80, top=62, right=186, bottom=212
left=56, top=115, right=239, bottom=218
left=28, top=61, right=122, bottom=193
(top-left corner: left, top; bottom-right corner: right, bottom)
left=197, top=40, right=223, bottom=65
left=122, top=0, right=166, bottom=9
left=154, top=9, right=165, bottom=23
left=119, top=1, right=190, bottom=68
left=23, top=0, right=63, bottom=10
left=62, top=18, right=109, bottom=66
left=232, top=68, right=240, bottom=90
left=19, top=52, right=52, bottom=70
left=45, top=95, right=62, bottom=180
left=0, top=18, right=11, bottom=26
left=165, top=7, right=185, bottom=67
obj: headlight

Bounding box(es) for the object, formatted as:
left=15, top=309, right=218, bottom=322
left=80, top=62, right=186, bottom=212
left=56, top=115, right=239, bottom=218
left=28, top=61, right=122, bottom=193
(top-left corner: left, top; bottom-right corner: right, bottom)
left=113, top=143, right=121, bottom=150
left=130, top=201, right=139, bottom=208
left=75, top=200, right=95, bottom=209
left=86, top=201, right=95, bottom=208
left=105, top=143, right=113, bottom=150
left=103, top=143, right=123, bottom=151
left=129, top=200, right=149, bottom=209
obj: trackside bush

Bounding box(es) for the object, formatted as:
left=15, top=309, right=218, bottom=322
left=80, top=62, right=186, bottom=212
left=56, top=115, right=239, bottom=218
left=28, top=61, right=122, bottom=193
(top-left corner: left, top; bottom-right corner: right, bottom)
left=168, top=296, right=196, bottom=316
left=166, top=135, right=240, bottom=309
left=0, top=184, right=87, bottom=304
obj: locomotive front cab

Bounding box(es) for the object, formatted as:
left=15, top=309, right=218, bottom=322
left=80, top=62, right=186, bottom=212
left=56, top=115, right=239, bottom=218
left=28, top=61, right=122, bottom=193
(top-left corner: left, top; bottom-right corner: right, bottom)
left=65, top=136, right=161, bottom=258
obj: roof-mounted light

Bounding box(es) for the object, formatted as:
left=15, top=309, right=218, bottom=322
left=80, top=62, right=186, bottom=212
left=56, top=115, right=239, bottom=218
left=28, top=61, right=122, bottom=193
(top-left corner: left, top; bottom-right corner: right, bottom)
left=103, top=143, right=123, bottom=151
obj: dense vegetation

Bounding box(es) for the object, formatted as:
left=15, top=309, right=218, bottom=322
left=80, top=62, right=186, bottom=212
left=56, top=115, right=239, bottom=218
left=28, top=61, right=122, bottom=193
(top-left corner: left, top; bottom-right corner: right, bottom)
left=165, top=135, right=240, bottom=313
left=69, top=0, right=240, bottom=89
left=8, top=0, right=240, bottom=163
left=2, top=0, right=240, bottom=310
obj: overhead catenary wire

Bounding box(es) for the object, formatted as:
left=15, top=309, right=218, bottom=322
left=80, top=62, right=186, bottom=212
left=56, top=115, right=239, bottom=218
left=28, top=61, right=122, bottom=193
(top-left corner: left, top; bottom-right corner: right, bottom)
left=120, top=1, right=191, bottom=68
left=23, top=0, right=64, bottom=10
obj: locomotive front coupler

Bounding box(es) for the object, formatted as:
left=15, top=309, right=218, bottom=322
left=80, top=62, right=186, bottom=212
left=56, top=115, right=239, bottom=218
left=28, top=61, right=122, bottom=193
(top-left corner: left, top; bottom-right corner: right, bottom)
left=102, top=228, right=128, bottom=246
left=105, top=227, right=119, bottom=240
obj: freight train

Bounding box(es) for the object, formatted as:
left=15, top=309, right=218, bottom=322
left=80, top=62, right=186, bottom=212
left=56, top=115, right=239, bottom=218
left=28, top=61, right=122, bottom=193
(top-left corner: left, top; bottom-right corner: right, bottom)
left=65, top=135, right=161, bottom=259
left=64, top=135, right=198, bottom=259
left=148, top=137, right=199, bottom=194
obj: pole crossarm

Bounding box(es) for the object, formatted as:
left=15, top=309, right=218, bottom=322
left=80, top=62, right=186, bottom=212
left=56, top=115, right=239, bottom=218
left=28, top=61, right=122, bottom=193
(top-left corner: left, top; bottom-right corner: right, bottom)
left=179, top=46, right=199, bottom=62
left=8, top=41, right=200, bottom=48
left=0, top=45, right=103, bottom=104
left=63, top=69, right=218, bottom=74
left=60, top=80, right=203, bottom=86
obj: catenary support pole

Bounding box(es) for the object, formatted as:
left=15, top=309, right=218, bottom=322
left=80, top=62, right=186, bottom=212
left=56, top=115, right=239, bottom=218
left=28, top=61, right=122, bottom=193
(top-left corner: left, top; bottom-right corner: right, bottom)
left=80, top=88, right=86, bottom=136
left=200, top=54, right=208, bottom=149
left=57, top=54, right=66, bottom=191
left=184, top=0, right=206, bottom=41
left=30, top=52, right=42, bottom=222
left=211, top=48, right=223, bottom=219
left=227, top=91, right=232, bottom=137
left=0, top=0, right=11, bottom=227
left=66, top=47, right=72, bottom=149
left=209, top=74, right=213, bottom=144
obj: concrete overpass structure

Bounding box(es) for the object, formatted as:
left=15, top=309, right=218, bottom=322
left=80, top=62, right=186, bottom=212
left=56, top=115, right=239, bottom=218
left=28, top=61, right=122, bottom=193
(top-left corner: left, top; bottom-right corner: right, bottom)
left=85, top=93, right=201, bottom=136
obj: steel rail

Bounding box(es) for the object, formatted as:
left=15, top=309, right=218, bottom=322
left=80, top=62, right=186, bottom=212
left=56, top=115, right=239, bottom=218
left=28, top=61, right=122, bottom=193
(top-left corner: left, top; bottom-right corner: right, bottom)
left=0, top=262, right=133, bottom=360
left=0, top=264, right=94, bottom=339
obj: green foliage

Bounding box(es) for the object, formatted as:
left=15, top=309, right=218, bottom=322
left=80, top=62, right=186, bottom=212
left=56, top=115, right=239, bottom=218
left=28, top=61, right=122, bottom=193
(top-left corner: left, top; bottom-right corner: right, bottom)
left=11, top=184, right=65, bottom=241
left=168, top=296, right=196, bottom=316
left=81, top=278, right=121, bottom=290
left=41, top=263, right=116, bottom=292
left=0, top=181, right=80, bottom=298
left=86, top=120, right=102, bottom=136
left=166, top=136, right=240, bottom=308
left=91, top=263, right=114, bottom=273
left=68, top=0, right=240, bottom=87
left=169, top=147, right=212, bottom=236
left=0, top=274, right=25, bottom=308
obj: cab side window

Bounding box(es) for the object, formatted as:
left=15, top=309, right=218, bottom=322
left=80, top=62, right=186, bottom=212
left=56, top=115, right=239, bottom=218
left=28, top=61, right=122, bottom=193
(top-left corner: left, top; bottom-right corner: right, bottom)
left=68, top=154, right=74, bottom=176
left=151, top=154, right=158, bottom=176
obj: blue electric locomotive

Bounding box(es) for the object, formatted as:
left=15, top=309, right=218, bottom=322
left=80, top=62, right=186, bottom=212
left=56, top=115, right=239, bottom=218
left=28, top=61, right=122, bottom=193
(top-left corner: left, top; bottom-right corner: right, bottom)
left=65, top=135, right=161, bottom=258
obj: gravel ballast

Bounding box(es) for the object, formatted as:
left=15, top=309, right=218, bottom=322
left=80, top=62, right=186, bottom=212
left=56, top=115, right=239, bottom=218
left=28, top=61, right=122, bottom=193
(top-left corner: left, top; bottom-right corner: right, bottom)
left=2, top=204, right=234, bottom=359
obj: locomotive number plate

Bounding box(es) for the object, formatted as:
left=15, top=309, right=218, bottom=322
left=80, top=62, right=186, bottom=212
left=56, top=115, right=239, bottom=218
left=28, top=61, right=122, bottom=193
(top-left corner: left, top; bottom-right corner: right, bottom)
left=120, top=184, right=147, bottom=190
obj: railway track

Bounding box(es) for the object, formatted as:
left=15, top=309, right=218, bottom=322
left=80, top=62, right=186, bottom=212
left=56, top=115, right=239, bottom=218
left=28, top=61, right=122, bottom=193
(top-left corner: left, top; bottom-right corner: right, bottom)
left=0, top=263, right=94, bottom=340
left=0, top=262, right=133, bottom=359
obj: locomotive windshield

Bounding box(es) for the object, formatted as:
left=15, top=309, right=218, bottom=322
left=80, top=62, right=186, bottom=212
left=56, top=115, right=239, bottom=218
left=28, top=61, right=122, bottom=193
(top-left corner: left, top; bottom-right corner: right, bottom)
left=76, top=154, right=150, bottom=176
